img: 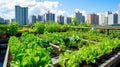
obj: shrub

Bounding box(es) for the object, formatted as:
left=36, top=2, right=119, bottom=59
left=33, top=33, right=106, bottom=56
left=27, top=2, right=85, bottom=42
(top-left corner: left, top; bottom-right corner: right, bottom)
left=45, top=23, right=60, bottom=33
left=7, top=22, right=18, bottom=36
left=0, top=24, right=7, bottom=34
left=33, top=22, right=45, bottom=34
left=79, top=23, right=91, bottom=27
left=60, top=24, right=69, bottom=32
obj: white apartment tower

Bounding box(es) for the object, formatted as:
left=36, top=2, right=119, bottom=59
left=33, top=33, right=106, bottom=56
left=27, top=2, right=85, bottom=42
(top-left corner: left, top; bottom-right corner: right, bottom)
left=118, top=3, right=120, bottom=24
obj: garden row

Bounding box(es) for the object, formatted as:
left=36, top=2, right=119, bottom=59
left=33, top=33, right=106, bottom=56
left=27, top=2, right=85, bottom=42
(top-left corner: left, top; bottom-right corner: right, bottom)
left=0, top=21, right=91, bottom=38
left=0, top=21, right=120, bottom=39
left=59, top=38, right=120, bottom=67
left=7, top=28, right=120, bottom=67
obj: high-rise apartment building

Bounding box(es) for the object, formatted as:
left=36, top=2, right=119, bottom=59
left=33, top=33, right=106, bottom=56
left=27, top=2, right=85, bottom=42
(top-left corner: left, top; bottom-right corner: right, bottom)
left=66, top=17, right=71, bottom=24
left=82, top=16, right=85, bottom=22
left=100, top=11, right=112, bottom=25
left=15, top=5, right=28, bottom=25
left=57, top=15, right=64, bottom=24
left=0, top=17, right=4, bottom=23
left=87, top=14, right=99, bottom=25
left=108, top=13, right=118, bottom=25
left=118, top=3, right=120, bottom=24
left=38, top=15, right=43, bottom=21
left=75, top=12, right=84, bottom=23
left=29, top=15, right=36, bottom=24
left=5, top=20, right=10, bottom=24
left=11, top=19, right=16, bottom=22
left=44, top=11, right=55, bottom=23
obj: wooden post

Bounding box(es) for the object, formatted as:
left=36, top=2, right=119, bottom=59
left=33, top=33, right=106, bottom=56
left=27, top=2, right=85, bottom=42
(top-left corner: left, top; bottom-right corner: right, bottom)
left=107, top=29, right=109, bottom=35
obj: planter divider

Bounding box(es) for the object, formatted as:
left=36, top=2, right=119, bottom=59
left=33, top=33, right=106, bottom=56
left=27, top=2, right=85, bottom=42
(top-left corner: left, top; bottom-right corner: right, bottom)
left=99, top=52, right=120, bottom=67
left=52, top=56, right=59, bottom=67
left=82, top=39, right=98, bottom=43
left=3, top=45, right=9, bottom=67
left=49, top=43, right=59, bottom=49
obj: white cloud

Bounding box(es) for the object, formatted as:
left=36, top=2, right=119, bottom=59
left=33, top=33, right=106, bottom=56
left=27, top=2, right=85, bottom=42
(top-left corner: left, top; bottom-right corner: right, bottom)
left=0, top=0, right=68, bottom=20
left=69, top=9, right=87, bottom=21
left=56, top=10, right=69, bottom=16
left=114, top=11, right=118, bottom=14
left=70, top=9, right=87, bottom=17
left=75, top=9, right=87, bottom=16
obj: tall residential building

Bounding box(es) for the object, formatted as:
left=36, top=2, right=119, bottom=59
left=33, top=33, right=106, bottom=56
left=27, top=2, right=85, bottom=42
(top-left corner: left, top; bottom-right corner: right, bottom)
left=75, top=12, right=84, bottom=23
left=100, top=11, right=112, bottom=25
left=57, top=15, right=64, bottom=24
left=44, top=11, right=55, bottom=23
left=38, top=15, right=43, bottom=21
left=82, top=16, right=85, bottom=22
left=66, top=17, right=72, bottom=24
left=0, top=17, right=4, bottom=23
left=5, top=20, right=10, bottom=24
left=29, top=15, right=36, bottom=24
left=108, top=13, right=118, bottom=25
left=87, top=14, right=99, bottom=25
left=118, top=3, right=120, bottom=24
left=15, top=5, right=28, bottom=25
left=11, top=19, right=16, bottom=22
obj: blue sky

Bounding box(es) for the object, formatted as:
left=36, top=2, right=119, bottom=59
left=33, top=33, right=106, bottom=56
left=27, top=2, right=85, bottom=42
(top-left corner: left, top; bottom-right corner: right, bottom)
left=0, top=0, right=120, bottom=19
left=37, top=0, right=120, bottom=13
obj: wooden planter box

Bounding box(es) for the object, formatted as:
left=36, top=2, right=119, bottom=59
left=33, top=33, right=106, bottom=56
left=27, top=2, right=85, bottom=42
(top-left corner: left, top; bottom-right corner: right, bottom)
left=99, top=52, right=120, bottom=67
left=0, top=44, right=8, bottom=67
left=49, top=43, right=61, bottom=55
left=52, top=56, right=59, bottom=67
left=6, top=43, right=60, bottom=67
left=3, top=46, right=9, bottom=67
left=0, top=38, right=9, bottom=44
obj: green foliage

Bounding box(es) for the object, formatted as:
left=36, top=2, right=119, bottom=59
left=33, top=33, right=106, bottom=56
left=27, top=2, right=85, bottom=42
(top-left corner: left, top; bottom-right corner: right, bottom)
left=71, top=17, right=78, bottom=26
left=45, top=23, right=61, bottom=33
left=60, top=24, right=69, bottom=32
left=59, top=38, right=120, bottom=66
left=40, top=32, right=85, bottom=51
left=7, top=22, right=18, bottom=35
left=0, top=29, right=2, bottom=35
left=109, top=30, right=120, bottom=38
left=0, top=22, right=6, bottom=24
left=79, top=22, right=91, bottom=27
left=45, top=20, right=56, bottom=24
left=8, top=22, right=120, bottom=67
left=47, top=46, right=54, bottom=54
left=59, top=50, right=82, bottom=67
left=33, top=21, right=45, bottom=34
left=9, top=33, right=52, bottom=67
left=0, top=24, right=7, bottom=35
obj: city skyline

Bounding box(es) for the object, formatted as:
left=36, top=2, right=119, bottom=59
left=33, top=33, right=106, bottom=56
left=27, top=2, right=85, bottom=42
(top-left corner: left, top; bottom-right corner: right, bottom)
left=0, top=0, right=120, bottom=19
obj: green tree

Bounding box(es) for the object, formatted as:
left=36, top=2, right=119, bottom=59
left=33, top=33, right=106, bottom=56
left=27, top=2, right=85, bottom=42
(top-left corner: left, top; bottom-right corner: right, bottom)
left=71, top=17, right=78, bottom=26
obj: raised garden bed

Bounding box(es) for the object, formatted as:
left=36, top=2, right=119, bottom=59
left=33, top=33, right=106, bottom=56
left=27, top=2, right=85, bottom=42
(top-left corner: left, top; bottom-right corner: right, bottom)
left=79, top=47, right=120, bottom=67
left=5, top=43, right=120, bottom=67
left=6, top=30, right=120, bottom=67
left=52, top=47, right=120, bottom=67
